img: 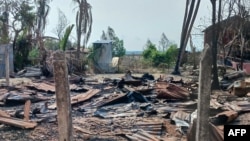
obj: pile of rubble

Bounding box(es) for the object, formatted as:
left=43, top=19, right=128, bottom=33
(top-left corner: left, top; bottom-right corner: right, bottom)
left=0, top=69, right=250, bottom=140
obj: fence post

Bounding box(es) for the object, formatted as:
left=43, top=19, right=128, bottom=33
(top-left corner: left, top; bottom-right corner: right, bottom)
left=53, top=51, right=73, bottom=141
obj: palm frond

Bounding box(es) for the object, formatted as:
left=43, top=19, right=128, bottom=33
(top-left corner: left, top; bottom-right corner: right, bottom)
left=59, top=24, right=74, bottom=51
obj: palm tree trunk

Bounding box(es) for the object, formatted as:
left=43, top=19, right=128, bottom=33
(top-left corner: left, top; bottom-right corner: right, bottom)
left=76, top=9, right=83, bottom=59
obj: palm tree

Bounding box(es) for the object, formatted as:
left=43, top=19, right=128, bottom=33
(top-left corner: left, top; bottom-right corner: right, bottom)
left=34, top=0, right=51, bottom=73
left=73, top=0, right=92, bottom=58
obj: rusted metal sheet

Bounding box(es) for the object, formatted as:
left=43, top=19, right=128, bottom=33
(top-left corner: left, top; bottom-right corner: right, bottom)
left=126, top=129, right=161, bottom=141
left=210, top=110, right=238, bottom=124
left=48, top=89, right=100, bottom=109
left=96, top=93, right=127, bottom=107
left=155, top=82, right=189, bottom=99
left=27, top=82, right=55, bottom=93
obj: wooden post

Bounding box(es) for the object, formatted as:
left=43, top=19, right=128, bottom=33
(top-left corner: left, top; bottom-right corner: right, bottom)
left=5, top=45, right=9, bottom=86
left=53, top=51, right=73, bottom=141
left=196, top=44, right=212, bottom=141
left=24, top=100, right=31, bottom=121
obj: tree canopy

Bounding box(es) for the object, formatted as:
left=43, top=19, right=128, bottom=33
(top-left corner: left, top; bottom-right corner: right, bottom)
left=101, top=26, right=126, bottom=57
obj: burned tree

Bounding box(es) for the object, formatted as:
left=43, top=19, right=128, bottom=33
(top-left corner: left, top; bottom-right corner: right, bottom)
left=172, top=0, right=201, bottom=75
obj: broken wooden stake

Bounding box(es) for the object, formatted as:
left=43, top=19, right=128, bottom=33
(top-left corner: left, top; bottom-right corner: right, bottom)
left=24, top=100, right=31, bottom=121
left=196, top=44, right=212, bottom=141
left=53, top=51, right=73, bottom=141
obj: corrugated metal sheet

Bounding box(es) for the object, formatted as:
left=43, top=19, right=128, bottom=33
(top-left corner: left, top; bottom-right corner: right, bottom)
left=0, top=44, right=14, bottom=78
left=93, top=41, right=113, bottom=73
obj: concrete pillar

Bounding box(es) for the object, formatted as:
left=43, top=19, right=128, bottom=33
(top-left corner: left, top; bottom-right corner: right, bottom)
left=196, top=44, right=212, bottom=141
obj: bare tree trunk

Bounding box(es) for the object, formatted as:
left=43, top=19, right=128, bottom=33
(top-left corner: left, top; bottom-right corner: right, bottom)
left=172, top=0, right=201, bottom=75
left=2, top=2, right=9, bottom=44
left=190, top=35, right=197, bottom=69
left=240, top=33, right=245, bottom=70
left=76, top=1, right=83, bottom=59
left=211, top=0, right=221, bottom=90
left=37, top=32, right=47, bottom=75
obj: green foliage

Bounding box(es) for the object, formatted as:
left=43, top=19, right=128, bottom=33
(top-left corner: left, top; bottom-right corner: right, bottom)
left=112, top=37, right=126, bottom=57
left=165, top=44, right=178, bottom=66
left=142, top=42, right=157, bottom=62
left=59, top=24, right=74, bottom=51
left=44, top=39, right=59, bottom=50
left=28, top=47, right=39, bottom=59
left=14, top=34, right=32, bottom=70
left=28, top=47, right=39, bottom=65
left=142, top=40, right=178, bottom=68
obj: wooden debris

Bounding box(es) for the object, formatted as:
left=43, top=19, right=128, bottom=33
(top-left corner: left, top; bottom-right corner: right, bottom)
left=229, top=80, right=250, bottom=97
left=48, top=89, right=100, bottom=109
left=0, top=116, right=37, bottom=129
left=71, top=89, right=100, bottom=105
left=74, top=126, right=95, bottom=135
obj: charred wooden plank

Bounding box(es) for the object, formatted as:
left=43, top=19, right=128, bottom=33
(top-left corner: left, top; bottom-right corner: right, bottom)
left=0, top=116, right=37, bottom=129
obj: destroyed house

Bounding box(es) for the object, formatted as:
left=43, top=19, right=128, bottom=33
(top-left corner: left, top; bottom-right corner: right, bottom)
left=203, top=15, right=250, bottom=73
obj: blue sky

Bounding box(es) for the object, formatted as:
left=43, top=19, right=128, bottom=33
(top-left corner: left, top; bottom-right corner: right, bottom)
left=46, top=0, right=211, bottom=51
